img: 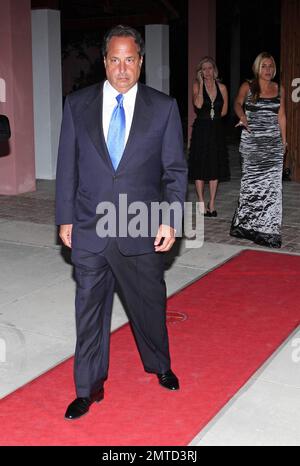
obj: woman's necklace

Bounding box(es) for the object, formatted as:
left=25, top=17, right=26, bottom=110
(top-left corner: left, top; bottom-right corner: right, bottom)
left=205, top=82, right=217, bottom=120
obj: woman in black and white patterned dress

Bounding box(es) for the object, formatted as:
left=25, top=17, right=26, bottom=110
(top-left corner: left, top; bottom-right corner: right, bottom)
left=230, top=52, right=287, bottom=248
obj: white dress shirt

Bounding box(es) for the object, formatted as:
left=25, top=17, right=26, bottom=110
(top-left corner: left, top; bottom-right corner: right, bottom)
left=102, top=80, right=138, bottom=146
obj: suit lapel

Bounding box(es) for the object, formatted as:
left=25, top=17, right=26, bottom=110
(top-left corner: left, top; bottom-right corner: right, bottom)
left=83, top=83, right=114, bottom=170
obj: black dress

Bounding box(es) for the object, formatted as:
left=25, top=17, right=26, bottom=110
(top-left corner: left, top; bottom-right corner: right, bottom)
left=188, top=82, right=230, bottom=181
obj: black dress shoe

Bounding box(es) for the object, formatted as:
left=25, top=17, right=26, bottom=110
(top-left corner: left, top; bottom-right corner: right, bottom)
left=64, top=389, right=104, bottom=420
left=157, top=369, right=179, bottom=390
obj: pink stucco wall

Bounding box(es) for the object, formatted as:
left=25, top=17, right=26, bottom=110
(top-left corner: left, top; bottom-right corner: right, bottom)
left=188, top=0, right=216, bottom=143
left=0, top=0, right=36, bottom=194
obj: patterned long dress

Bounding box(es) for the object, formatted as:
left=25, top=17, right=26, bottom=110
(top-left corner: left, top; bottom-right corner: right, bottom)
left=230, top=90, right=284, bottom=248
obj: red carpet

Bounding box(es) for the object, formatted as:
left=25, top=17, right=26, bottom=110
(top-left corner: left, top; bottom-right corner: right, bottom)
left=1, top=249, right=300, bottom=446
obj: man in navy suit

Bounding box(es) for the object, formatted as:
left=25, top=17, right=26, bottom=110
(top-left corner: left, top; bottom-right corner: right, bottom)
left=56, top=25, right=187, bottom=420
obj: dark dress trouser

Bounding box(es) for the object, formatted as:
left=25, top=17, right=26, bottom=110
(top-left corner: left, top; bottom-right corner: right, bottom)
left=71, top=239, right=171, bottom=398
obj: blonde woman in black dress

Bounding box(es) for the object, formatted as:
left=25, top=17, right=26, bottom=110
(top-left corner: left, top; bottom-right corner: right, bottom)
left=189, top=57, right=230, bottom=216
left=230, top=52, right=287, bottom=248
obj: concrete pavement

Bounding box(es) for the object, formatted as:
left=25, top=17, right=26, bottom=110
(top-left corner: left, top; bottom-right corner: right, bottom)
left=0, top=144, right=299, bottom=445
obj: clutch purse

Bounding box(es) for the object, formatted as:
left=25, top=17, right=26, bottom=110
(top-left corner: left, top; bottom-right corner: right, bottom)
left=0, top=114, right=11, bottom=141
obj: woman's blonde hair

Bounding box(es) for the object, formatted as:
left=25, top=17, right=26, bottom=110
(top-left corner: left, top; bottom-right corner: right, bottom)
left=196, top=56, right=219, bottom=80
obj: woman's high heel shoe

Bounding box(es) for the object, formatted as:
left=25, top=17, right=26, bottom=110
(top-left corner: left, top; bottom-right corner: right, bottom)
left=208, top=202, right=217, bottom=217
left=203, top=202, right=211, bottom=217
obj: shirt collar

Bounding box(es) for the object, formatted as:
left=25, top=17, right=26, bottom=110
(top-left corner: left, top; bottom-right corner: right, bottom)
left=104, top=80, right=138, bottom=103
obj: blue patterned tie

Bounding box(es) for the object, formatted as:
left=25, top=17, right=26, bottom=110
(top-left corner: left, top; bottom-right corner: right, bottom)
left=107, top=94, right=126, bottom=170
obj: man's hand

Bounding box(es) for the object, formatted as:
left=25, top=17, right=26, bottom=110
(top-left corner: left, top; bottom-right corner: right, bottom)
left=59, top=224, right=73, bottom=248
left=154, top=224, right=176, bottom=252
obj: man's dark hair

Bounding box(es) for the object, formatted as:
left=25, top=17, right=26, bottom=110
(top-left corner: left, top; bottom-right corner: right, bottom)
left=102, top=25, right=145, bottom=57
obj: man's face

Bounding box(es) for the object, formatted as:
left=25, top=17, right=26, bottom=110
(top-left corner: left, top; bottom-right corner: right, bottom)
left=104, top=36, right=143, bottom=93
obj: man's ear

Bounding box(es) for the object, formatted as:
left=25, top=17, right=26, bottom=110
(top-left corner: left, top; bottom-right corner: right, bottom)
left=139, top=58, right=143, bottom=67
left=104, top=57, right=107, bottom=68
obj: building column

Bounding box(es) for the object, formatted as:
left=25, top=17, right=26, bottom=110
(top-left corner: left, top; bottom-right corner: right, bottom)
left=230, top=1, right=241, bottom=116
left=31, top=9, right=62, bottom=179
left=0, top=0, right=35, bottom=195
left=145, top=25, right=170, bottom=94
left=281, top=0, right=300, bottom=182
left=188, top=0, right=216, bottom=142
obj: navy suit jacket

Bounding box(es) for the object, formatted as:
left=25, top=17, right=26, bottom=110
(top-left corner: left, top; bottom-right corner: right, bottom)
left=55, top=82, right=187, bottom=255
